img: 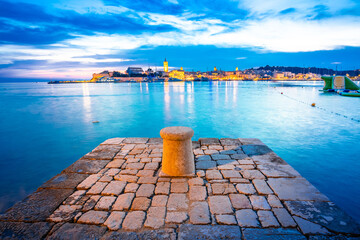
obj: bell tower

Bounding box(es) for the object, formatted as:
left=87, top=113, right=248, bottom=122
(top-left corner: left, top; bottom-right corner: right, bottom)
left=164, top=58, right=168, bottom=73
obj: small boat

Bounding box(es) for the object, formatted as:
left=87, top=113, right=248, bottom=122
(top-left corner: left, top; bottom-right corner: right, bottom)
left=338, top=90, right=360, bottom=97
left=321, top=76, right=360, bottom=97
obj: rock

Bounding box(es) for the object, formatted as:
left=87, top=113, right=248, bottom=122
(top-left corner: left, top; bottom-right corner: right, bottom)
left=167, top=194, right=189, bottom=211
left=137, top=170, right=155, bottom=177
left=236, top=183, right=256, bottom=195
left=104, top=211, right=126, bottom=230
left=101, top=181, right=126, bottom=196
left=116, top=174, right=138, bottom=183
left=208, top=196, right=233, bottom=214
left=196, top=170, right=205, bottom=177
left=122, top=211, right=146, bottom=230
left=189, top=185, right=207, bottom=201
left=166, top=212, right=188, bottom=224
left=272, top=208, right=297, bottom=228
left=144, top=162, right=159, bottom=170
left=112, top=193, right=135, bottom=211
left=178, top=224, right=241, bottom=240
left=257, top=164, right=301, bottom=178
left=106, top=159, right=125, bottom=168
left=126, top=163, right=145, bottom=170
left=267, top=178, right=329, bottom=201
left=249, top=195, right=271, bottom=210
left=136, top=184, right=155, bottom=197
left=0, top=221, right=54, bottom=240
left=235, top=209, right=260, bottom=227
left=216, top=215, right=237, bottom=225
left=0, top=188, right=73, bottom=222
left=189, top=201, right=211, bottom=224
left=77, top=210, right=109, bottom=224
left=257, top=210, right=280, bottom=227
left=229, top=194, right=252, bottom=209
left=47, top=223, right=107, bottom=240
left=242, top=228, right=306, bottom=240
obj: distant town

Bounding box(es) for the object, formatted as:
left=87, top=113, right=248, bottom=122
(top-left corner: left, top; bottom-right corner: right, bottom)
left=49, top=59, right=360, bottom=84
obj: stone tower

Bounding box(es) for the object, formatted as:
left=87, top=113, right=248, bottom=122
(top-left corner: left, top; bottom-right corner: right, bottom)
left=164, top=58, right=168, bottom=73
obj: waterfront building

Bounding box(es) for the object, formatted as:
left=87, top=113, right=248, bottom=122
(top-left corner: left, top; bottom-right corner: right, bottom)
left=169, top=67, right=185, bottom=80
left=164, top=58, right=168, bottom=73
left=126, top=67, right=144, bottom=75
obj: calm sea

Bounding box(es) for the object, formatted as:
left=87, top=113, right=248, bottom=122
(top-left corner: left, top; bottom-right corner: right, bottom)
left=0, top=81, right=359, bottom=222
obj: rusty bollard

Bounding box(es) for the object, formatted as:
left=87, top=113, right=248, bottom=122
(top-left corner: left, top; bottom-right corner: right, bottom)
left=160, top=126, right=195, bottom=176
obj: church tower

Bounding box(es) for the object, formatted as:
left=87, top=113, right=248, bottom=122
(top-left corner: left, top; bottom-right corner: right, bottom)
left=163, top=58, right=168, bottom=73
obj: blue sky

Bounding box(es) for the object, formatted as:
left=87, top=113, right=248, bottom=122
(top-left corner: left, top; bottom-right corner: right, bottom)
left=0, top=0, right=360, bottom=79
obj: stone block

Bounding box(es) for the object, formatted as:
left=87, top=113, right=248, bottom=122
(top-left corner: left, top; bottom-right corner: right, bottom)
left=253, top=179, right=273, bottom=195
left=167, top=193, right=189, bottom=211
left=272, top=208, right=297, bottom=228
left=48, top=205, right=82, bottom=222
left=178, top=224, right=241, bottom=240
left=123, top=138, right=149, bottom=144
left=166, top=212, right=188, bottom=224
left=209, top=196, right=233, bottom=214
left=131, top=197, right=151, bottom=211
left=112, top=193, right=135, bottom=211
left=235, top=209, right=260, bottom=227
left=189, top=185, right=207, bottom=201
left=236, top=183, right=256, bottom=195
left=0, top=222, right=54, bottom=240
left=171, top=182, right=189, bottom=193
left=249, top=195, right=271, bottom=210
left=211, top=183, right=237, bottom=195
left=199, top=138, right=220, bottom=145
left=144, top=207, right=166, bottom=229
left=122, top=211, right=146, bottom=230
left=189, top=201, right=211, bottom=224
left=0, top=188, right=73, bottom=222
left=94, top=196, right=116, bottom=211
left=40, top=173, right=89, bottom=190
left=77, top=210, right=109, bottom=224
left=229, top=194, right=252, bottom=209
left=46, top=223, right=107, bottom=240
left=267, top=178, right=330, bottom=201
left=206, top=170, right=223, bottom=180
left=196, top=161, right=217, bottom=170
left=87, top=182, right=108, bottom=195
left=152, top=195, right=168, bottom=207
left=136, top=184, right=155, bottom=197
left=101, top=181, right=126, bottom=196
left=64, top=159, right=110, bottom=174
left=257, top=210, right=280, bottom=227
left=155, top=182, right=170, bottom=195
left=103, top=211, right=126, bottom=230
left=216, top=214, right=237, bottom=225
left=242, top=228, right=305, bottom=240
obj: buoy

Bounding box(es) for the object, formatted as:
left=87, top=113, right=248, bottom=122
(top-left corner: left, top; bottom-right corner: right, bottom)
left=92, top=121, right=100, bottom=123
left=311, top=103, right=316, bottom=107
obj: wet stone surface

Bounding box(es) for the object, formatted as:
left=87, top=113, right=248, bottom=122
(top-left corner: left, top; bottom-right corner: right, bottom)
left=0, top=137, right=359, bottom=239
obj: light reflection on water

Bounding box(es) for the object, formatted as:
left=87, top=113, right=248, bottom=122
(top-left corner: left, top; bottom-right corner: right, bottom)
left=0, top=81, right=359, bottom=222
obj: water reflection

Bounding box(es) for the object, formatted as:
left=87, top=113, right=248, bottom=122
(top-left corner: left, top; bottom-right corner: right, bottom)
left=82, top=83, right=92, bottom=122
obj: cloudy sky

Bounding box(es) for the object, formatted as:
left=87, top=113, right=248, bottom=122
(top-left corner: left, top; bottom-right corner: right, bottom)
left=1, top=0, right=360, bottom=80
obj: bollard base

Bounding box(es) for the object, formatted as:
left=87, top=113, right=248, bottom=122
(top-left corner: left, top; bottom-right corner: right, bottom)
left=159, top=168, right=195, bottom=178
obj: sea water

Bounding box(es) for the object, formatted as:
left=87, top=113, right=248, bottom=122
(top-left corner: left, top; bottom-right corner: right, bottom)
left=0, top=81, right=359, bottom=222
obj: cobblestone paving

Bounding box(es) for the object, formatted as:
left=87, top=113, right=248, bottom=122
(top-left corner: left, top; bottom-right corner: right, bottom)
left=1, top=137, right=359, bottom=239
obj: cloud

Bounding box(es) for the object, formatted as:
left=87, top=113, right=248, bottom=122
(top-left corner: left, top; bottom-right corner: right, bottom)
left=236, top=57, right=247, bottom=60
left=331, top=62, right=341, bottom=64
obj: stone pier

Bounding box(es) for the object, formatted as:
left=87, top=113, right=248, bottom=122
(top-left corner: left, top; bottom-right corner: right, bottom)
left=0, top=137, right=359, bottom=239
